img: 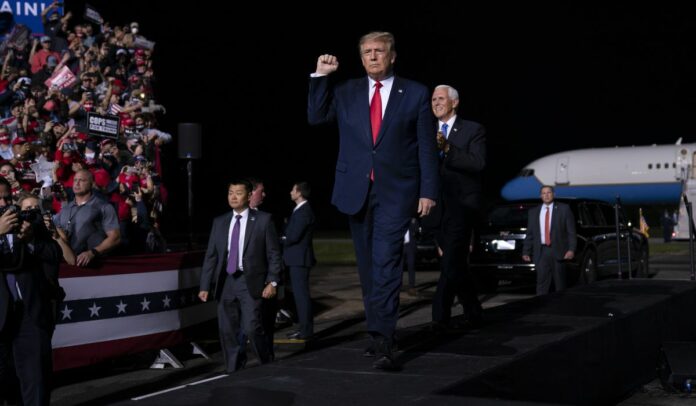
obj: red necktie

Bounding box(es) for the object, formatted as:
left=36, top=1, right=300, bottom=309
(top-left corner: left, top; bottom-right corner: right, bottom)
left=370, top=81, right=383, bottom=144
left=544, top=206, right=551, bottom=246
left=369, top=81, right=382, bottom=181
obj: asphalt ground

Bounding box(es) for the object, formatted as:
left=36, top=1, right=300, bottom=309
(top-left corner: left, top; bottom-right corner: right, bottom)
left=48, top=239, right=696, bottom=405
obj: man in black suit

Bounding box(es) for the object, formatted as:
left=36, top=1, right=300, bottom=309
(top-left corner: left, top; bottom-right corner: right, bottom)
left=522, top=185, right=577, bottom=295
left=283, top=181, right=316, bottom=341
left=0, top=178, right=61, bottom=405
left=430, top=84, right=486, bottom=328
left=198, top=179, right=282, bottom=373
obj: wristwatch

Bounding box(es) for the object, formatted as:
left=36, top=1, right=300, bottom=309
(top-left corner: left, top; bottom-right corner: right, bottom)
left=90, top=248, right=100, bottom=257
left=269, top=281, right=278, bottom=287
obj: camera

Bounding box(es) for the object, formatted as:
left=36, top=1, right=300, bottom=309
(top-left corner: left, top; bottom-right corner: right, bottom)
left=0, top=205, right=42, bottom=231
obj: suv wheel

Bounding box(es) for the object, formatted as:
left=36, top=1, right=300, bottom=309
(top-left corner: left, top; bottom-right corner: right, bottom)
left=580, top=251, right=597, bottom=284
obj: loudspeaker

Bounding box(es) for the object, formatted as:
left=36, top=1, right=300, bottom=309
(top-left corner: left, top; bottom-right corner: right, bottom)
left=178, top=123, right=202, bottom=159
left=658, top=342, right=696, bottom=392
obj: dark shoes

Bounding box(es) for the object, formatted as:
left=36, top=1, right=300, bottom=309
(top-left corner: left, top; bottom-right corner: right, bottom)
left=373, top=354, right=396, bottom=370
left=363, top=345, right=376, bottom=357
left=286, top=330, right=312, bottom=341
left=371, top=337, right=399, bottom=371
left=275, top=309, right=294, bottom=328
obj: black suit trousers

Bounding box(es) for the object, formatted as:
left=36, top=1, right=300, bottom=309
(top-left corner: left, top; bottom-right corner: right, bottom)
left=432, top=196, right=482, bottom=323
left=0, top=302, right=52, bottom=406
left=217, top=272, right=271, bottom=373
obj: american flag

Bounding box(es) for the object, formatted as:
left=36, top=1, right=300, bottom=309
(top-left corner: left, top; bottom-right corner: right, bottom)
left=639, top=208, right=650, bottom=237
left=52, top=252, right=216, bottom=371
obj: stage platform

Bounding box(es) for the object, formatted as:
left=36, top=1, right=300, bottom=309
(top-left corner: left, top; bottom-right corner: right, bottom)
left=118, top=280, right=696, bottom=406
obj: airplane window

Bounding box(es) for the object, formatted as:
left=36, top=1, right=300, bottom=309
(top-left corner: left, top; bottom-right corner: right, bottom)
left=648, top=164, right=653, bottom=169
left=665, top=162, right=669, bottom=169
left=518, top=169, right=534, bottom=177
left=657, top=163, right=661, bottom=169
left=673, top=163, right=677, bottom=168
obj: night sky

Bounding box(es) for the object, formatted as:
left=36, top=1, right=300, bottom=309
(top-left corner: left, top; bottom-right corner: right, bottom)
left=54, top=2, right=696, bottom=236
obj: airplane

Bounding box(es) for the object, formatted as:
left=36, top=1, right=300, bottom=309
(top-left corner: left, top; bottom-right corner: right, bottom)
left=500, top=139, right=695, bottom=238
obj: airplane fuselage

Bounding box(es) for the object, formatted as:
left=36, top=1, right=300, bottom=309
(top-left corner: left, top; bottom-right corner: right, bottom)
left=501, top=143, right=693, bottom=204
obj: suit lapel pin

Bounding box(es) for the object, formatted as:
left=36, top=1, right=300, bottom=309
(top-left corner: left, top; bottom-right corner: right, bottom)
left=250, top=216, right=256, bottom=222
left=398, top=89, right=403, bottom=93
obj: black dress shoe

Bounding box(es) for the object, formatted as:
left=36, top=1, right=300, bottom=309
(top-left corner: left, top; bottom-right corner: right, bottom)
left=286, top=330, right=300, bottom=338
left=363, top=345, right=376, bottom=357
left=372, top=354, right=397, bottom=371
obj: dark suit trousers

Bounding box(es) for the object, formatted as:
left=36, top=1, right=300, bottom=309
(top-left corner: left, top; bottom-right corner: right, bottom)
left=0, top=302, right=52, bottom=406
left=217, top=272, right=271, bottom=372
left=536, top=245, right=566, bottom=295
left=432, top=197, right=482, bottom=323
left=349, top=187, right=410, bottom=340
left=289, top=266, right=313, bottom=336
left=400, top=241, right=416, bottom=288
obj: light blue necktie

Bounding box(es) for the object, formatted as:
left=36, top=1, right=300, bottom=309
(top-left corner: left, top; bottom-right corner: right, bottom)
left=438, top=123, right=449, bottom=158
left=441, top=123, right=449, bottom=139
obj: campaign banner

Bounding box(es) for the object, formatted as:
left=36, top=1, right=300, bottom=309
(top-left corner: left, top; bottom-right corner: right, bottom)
left=133, top=35, right=155, bottom=51
left=52, top=251, right=217, bottom=371
left=87, top=112, right=120, bottom=139
left=0, top=1, right=62, bottom=37
left=44, top=65, right=76, bottom=90
left=83, top=4, right=103, bottom=25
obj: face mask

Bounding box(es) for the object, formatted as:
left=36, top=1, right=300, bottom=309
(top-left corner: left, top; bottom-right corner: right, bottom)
left=131, top=27, right=139, bottom=35
left=136, top=125, right=145, bottom=131
left=85, top=152, right=95, bottom=160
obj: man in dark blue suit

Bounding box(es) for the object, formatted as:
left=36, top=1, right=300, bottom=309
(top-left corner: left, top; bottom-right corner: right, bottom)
left=308, top=31, right=439, bottom=370
left=198, top=179, right=282, bottom=372
left=0, top=178, right=61, bottom=405
left=283, top=181, right=316, bottom=341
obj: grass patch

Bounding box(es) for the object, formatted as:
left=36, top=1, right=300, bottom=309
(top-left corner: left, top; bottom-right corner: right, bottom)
left=650, top=241, right=689, bottom=255
left=314, top=239, right=356, bottom=265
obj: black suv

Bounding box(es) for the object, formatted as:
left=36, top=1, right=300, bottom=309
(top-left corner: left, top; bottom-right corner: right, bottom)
left=470, top=199, right=651, bottom=291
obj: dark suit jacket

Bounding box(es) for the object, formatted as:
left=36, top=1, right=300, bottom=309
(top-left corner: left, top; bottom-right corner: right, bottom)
left=440, top=117, right=486, bottom=205
left=421, top=117, right=486, bottom=237
left=308, top=75, right=439, bottom=217
left=523, top=202, right=577, bottom=261
left=200, top=209, right=282, bottom=300
left=0, top=235, right=61, bottom=331
left=283, top=203, right=316, bottom=268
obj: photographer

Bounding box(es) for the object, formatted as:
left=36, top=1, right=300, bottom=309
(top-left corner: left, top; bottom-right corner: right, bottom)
left=0, top=177, right=61, bottom=405
left=54, top=169, right=120, bottom=267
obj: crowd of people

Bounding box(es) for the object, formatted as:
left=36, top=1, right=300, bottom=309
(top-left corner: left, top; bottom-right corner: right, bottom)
left=0, top=3, right=171, bottom=404
left=0, top=1, right=170, bottom=268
